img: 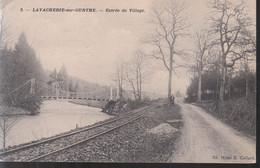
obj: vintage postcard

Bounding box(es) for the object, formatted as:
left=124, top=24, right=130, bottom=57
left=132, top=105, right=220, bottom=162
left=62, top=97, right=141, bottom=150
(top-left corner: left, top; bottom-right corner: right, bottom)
left=0, top=0, right=256, bottom=164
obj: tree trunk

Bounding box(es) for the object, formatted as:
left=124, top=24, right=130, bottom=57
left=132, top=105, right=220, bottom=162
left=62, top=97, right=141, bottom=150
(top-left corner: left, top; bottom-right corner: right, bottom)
left=228, top=79, right=231, bottom=99
left=3, top=134, right=5, bottom=149
left=215, top=64, right=219, bottom=100
left=139, top=68, right=142, bottom=101
left=130, top=82, right=137, bottom=100
left=168, top=69, right=173, bottom=104
left=136, top=68, right=140, bottom=101
left=197, top=74, right=202, bottom=102
left=216, top=77, right=219, bottom=100
left=245, top=74, right=248, bottom=99
left=3, top=119, right=6, bottom=148
left=119, top=87, right=123, bottom=99
left=219, top=66, right=227, bottom=102
left=245, top=59, right=249, bottom=99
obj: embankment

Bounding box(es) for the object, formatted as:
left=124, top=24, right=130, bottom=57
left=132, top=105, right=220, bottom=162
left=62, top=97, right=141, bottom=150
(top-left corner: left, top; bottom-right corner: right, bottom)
left=68, top=99, right=108, bottom=109
left=194, top=95, right=256, bottom=137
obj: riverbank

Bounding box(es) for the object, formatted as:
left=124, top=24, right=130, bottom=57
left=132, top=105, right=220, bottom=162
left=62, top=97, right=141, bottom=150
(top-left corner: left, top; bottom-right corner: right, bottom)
left=68, top=99, right=107, bottom=109
left=0, top=105, right=32, bottom=116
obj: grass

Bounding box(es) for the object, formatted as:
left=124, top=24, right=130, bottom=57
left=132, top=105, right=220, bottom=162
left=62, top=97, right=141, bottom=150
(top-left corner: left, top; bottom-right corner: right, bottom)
left=195, top=95, right=256, bottom=137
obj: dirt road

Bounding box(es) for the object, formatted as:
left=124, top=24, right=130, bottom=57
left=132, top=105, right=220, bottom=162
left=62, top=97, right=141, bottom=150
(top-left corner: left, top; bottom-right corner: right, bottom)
left=168, top=98, right=256, bottom=163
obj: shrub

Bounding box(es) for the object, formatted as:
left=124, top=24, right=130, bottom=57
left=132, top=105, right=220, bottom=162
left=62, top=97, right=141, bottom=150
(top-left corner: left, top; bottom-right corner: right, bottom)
left=126, top=100, right=143, bottom=109
left=4, top=94, right=41, bottom=115
left=102, top=100, right=116, bottom=113
left=17, top=95, right=41, bottom=115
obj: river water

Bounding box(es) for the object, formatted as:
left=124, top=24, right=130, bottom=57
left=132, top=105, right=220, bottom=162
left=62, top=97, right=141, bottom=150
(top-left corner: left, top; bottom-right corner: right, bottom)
left=5, top=100, right=111, bottom=148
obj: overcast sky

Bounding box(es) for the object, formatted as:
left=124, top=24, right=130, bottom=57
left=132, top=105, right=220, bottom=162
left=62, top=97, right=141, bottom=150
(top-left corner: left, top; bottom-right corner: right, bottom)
left=2, top=0, right=256, bottom=96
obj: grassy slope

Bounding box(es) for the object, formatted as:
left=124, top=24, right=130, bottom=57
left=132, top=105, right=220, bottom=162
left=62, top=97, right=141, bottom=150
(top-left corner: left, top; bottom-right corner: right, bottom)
left=194, top=95, right=256, bottom=137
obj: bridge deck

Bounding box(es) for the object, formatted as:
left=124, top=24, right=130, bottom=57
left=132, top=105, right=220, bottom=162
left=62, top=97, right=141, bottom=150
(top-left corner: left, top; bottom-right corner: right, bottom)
left=39, top=96, right=110, bottom=101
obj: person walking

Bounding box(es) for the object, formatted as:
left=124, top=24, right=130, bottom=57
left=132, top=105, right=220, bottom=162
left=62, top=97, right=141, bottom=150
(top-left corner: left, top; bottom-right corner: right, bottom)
left=170, top=94, right=175, bottom=105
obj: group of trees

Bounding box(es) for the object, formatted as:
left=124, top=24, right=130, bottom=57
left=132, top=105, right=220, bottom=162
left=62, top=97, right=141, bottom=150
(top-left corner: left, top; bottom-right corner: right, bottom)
left=114, top=0, right=188, bottom=103
left=186, top=0, right=256, bottom=103
left=113, top=50, right=150, bottom=102
left=186, top=67, right=256, bottom=102
left=113, top=0, right=255, bottom=106
left=47, top=65, right=79, bottom=93
left=125, top=50, right=150, bottom=101
left=0, top=33, right=45, bottom=111
left=0, top=33, right=45, bottom=94
left=47, top=66, right=111, bottom=97
left=148, top=0, right=255, bottom=104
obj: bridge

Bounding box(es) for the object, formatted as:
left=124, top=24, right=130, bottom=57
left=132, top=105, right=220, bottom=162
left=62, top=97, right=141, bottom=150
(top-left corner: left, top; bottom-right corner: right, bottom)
left=7, top=78, right=118, bottom=107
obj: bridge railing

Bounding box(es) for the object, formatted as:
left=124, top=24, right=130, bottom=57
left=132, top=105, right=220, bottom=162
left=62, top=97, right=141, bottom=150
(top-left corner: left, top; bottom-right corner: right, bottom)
left=34, top=79, right=115, bottom=101
left=6, top=78, right=117, bottom=102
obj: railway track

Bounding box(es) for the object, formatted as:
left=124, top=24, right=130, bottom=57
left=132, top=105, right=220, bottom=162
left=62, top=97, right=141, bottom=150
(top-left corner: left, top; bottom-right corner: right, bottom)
left=1, top=105, right=151, bottom=162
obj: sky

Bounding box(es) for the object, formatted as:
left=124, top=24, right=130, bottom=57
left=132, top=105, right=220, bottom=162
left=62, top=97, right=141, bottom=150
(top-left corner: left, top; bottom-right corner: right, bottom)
left=2, top=0, right=256, bottom=96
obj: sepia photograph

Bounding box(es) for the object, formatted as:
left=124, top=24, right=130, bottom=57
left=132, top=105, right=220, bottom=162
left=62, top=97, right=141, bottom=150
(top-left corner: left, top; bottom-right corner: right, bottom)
left=0, top=0, right=256, bottom=164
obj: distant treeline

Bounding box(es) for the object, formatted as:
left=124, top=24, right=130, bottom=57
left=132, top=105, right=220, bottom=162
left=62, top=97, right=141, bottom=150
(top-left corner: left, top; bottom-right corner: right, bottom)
left=45, top=67, right=110, bottom=95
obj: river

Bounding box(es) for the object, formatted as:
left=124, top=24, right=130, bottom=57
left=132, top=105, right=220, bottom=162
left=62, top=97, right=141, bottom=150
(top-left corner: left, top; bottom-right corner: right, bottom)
left=4, top=100, right=112, bottom=148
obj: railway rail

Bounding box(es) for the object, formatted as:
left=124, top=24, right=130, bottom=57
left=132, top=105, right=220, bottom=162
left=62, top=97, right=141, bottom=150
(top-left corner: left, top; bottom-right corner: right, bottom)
left=1, top=105, right=151, bottom=162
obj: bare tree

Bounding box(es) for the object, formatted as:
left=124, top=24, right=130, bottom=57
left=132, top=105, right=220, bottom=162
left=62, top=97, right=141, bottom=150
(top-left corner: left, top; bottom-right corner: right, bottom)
left=190, top=32, right=212, bottom=102
left=209, top=0, right=256, bottom=102
left=111, top=59, right=125, bottom=100
left=145, top=0, right=187, bottom=104
left=0, top=0, right=9, bottom=50
left=117, top=63, right=124, bottom=99
left=241, top=52, right=255, bottom=99
left=0, top=107, right=19, bottom=149
left=125, top=50, right=149, bottom=101
left=0, top=2, right=17, bottom=149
